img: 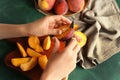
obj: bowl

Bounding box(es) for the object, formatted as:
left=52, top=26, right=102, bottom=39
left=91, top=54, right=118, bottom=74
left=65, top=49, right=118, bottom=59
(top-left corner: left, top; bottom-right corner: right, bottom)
left=34, top=0, right=90, bottom=16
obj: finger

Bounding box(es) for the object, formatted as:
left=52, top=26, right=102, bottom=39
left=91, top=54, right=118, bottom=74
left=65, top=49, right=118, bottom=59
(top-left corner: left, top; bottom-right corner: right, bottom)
left=49, top=29, right=62, bottom=35
left=73, top=44, right=80, bottom=54
left=53, top=15, right=71, bottom=24
left=62, top=76, right=68, bottom=80
left=66, top=38, right=78, bottom=50
left=73, top=34, right=82, bottom=42
left=60, top=16, right=72, bottom=24
left=52, top=37, right=60, bottom=54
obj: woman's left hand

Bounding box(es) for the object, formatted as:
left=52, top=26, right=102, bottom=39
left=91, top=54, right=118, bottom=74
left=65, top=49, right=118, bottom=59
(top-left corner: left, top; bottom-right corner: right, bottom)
left=27, top=15, right=71, bottom=37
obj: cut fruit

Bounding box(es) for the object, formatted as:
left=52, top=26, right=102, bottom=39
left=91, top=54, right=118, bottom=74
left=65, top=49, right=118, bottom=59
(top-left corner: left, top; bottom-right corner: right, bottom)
left=74, top=31, right=87, bottom=47
left=73, top=24, right=79, bottom=30
left=55, top=28, right=74, bottom=40
left=43, top=36, right=51, bottom=50
left=26, top=48, right=41, bottom=57
left=20, top=57, right=37, bottom=71
left=28, top=36, right=40, bottom=49
left=38, top=55, right=48, bottom=70
left=16, top=42, right=27, bottom=57
left=35, top=44, right=44, bottom=52
left=28, top=36, right=43, bottom=52
left=11, top=57, right=30, bottom=67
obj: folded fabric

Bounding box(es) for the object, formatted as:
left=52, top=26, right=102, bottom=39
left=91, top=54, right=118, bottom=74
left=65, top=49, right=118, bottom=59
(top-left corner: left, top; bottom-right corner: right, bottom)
left=67, top=0, right=120, bottom=69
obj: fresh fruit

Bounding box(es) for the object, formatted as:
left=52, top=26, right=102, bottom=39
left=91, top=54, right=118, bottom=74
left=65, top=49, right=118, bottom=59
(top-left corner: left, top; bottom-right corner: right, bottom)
left=67, top=0, right=85, bottom=12
left=73, top=24, right=79, bottom=30
left=26, top=48, right=41, bottom=57
left=28, top=36, right=43, bottom=52
left=20, top=57, right=37, bottom=71
left=74, top=31, right=87, bottom=47
left=11, top=57, right=30, bottom=67
left=28, top=36, right=39, bottom=49
left=38, top=55, right=48, bottom=70
left=16, top=42, right=27, bottom=57
left=45, top=40, right=66, bottom=58
left=43, top=36, right=51, bottom=50
left=35, top=44, right=44, bottom=52
left=55, top=28, right=73, bottom=40
left=54, top=24, right=74, bottom=40
left=54, top=0, right=68, bottom=15
left=58, top=41, right=66, bottom=53
left=38, top=0, right=55, bottom=11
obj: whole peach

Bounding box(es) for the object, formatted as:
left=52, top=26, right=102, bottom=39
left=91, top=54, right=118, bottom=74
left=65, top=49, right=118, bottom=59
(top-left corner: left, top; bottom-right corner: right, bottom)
left=38, top=0, right=55, bottom=11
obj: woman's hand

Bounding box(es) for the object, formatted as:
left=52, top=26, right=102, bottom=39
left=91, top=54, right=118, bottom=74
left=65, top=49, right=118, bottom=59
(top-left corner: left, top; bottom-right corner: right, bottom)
left=27, top=15, right=71, bottom=37
left=40, top=37, right=80, bottom=80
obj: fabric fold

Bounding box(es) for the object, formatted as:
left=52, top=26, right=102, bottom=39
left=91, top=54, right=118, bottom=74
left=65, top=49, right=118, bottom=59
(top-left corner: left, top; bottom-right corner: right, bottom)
left=67, top=0, right=120, bottom=69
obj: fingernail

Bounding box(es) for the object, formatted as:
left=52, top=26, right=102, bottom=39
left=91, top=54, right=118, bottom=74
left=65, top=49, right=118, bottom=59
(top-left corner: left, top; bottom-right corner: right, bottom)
left=72, top=38, right=76, bottom=40
left=57, top=30, right=62, bottom=35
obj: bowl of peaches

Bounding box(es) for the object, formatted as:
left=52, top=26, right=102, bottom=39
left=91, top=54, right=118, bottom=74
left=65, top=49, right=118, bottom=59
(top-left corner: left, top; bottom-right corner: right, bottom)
left=34, top=0, right=89, bottom=16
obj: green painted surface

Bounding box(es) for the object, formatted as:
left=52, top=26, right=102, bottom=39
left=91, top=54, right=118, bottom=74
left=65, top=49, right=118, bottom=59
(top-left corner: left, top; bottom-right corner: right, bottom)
left=0, top=0, right=120, bottom=80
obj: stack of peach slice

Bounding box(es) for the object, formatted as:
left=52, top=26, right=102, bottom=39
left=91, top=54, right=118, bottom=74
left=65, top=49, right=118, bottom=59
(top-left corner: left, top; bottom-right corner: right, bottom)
left=11, top=23, right=87, bottom=72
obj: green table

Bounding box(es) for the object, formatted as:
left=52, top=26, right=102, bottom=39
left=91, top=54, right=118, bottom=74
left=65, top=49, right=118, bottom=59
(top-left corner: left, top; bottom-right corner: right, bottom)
left=0, top=0, right=120, bottom=80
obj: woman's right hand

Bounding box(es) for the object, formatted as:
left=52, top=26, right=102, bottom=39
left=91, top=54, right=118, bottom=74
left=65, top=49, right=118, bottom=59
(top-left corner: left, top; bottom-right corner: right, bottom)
left=40, top=37, right=80, bottom=80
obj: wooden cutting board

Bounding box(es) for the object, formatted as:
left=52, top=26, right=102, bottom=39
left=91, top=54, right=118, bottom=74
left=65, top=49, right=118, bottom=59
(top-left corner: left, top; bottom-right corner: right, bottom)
left=4, top=38, right=67, bottom=80
left=4, top=38, right=43, bottom=80
left=4, top=49, right=43, bottom=80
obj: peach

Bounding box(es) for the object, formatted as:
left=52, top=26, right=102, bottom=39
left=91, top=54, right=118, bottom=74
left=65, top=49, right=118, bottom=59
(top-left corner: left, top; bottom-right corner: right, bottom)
left=74, top=31, right=87, bottom=47
left=54, top=23, right=75, bottom=40
left=38, top=0, right=55, bottom=11
left=54, top=0, right=68, bottom=15
left=67, top=0, right=85, bottom=12
left=55, top=28, right=74, bottom=40
left=44, top=40, right=66, bottom=58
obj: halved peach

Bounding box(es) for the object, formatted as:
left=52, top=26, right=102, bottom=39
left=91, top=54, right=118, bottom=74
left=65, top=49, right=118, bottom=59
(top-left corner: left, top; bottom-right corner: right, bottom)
left=55, top=28, right=74, bottom=40
left=74, top=31, right=87, bottom=47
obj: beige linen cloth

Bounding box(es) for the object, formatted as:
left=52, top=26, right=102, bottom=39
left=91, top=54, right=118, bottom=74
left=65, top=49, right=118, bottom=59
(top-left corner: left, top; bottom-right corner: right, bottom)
left=67, top=0, right=120, bottom=69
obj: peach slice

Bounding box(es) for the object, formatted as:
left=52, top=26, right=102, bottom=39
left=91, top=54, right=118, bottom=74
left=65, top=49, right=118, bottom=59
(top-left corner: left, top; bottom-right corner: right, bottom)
left=35, top=44, right=44, bottom=52
left=43, top=36, right=51, bottom=50
left=73, top=24, right=79, bottom=30
left=28, top=36, right=40, bottom=49
left=74, top=31, right=87, bottom=47
left=11, top=57, right=30, bottom=67
left=28, top=36, right=43, bottom=52
left=20, top=57, right=37, bottom=71
left=16, top=42, right=27, bottom=57
left=26, top=48, right=41, bottom=57
left=38, top=55, right=48, bottom=70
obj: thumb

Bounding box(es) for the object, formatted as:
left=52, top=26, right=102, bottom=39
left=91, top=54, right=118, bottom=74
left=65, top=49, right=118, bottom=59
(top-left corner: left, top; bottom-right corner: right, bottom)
left=49, top=29, right=62, bottom=35
left=52, top=37, right=60, bottom=54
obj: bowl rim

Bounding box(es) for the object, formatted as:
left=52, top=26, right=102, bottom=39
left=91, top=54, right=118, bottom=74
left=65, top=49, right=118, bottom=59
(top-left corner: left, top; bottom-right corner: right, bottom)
left=34, top=0, right=90, bottom=17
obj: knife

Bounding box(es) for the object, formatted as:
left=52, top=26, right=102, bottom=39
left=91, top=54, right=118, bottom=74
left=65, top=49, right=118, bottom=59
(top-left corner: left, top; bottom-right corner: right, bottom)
left=70, top=21, right=74, bottom=28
